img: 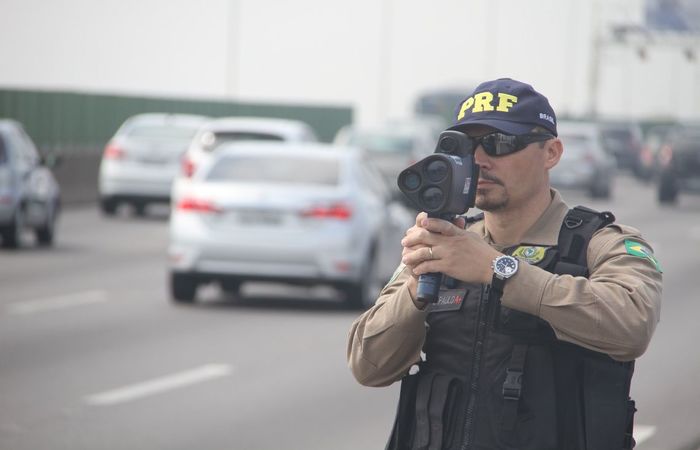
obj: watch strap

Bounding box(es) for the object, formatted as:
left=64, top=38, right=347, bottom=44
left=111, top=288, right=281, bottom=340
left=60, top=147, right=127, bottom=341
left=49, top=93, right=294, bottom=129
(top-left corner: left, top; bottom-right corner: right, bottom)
left=490, top=272, right=506, bottom=295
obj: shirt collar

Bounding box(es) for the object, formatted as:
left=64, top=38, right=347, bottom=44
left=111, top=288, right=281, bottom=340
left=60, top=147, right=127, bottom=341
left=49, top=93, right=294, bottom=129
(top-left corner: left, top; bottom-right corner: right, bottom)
left=519, top=189, right=569, bottom=246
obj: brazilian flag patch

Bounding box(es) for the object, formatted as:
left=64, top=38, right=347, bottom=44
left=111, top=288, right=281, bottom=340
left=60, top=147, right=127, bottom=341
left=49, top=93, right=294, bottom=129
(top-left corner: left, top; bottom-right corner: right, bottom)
left=624, top=240, right=663, bottom=273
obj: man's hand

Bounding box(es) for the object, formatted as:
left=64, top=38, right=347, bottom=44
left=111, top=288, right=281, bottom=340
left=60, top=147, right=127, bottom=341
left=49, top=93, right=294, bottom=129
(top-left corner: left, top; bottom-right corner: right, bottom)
left=401, top=212, right=501, bottom=286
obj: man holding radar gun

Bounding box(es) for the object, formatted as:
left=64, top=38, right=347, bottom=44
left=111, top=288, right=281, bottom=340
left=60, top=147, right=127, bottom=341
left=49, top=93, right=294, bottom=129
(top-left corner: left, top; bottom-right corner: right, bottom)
left=347, top=78, right=662, bottom=450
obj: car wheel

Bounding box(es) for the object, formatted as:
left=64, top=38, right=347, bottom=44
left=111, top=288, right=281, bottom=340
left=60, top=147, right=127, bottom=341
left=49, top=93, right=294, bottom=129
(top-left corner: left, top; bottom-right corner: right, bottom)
left=343, top=247, right=381, bottom=310
left=35, top=201, right=58, bottom=246
left=1, top=207, right=24, bottom=249
left=170, top=272, right=197, bottom=303
left=220, top=279, right=242, bottom=297
left=133, top=203, right=147, bottom=217
left=100, top=197, right=118, bottom=216
left=658, top=174, right=678, bottom=204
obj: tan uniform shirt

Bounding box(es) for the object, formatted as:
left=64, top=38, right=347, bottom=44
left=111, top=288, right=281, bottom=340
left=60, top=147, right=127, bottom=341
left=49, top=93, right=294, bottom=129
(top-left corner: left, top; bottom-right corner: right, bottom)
left=347, top=190, right=663, bottom=387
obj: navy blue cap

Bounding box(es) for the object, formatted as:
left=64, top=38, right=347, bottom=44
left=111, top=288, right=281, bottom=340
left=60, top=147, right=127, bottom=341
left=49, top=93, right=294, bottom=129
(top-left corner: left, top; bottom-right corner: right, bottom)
left=449, top=78, right=557, bottom=136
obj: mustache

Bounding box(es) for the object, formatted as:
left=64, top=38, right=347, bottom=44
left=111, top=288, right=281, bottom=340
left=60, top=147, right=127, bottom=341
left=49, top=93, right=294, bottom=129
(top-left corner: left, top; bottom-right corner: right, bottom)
left=478, top=172, right=503, bottom=185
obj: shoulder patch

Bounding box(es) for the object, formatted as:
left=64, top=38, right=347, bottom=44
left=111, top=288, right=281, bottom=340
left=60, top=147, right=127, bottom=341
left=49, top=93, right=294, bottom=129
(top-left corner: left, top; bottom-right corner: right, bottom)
left=624, top=239, right=663, bottom=273
left=511, top=246, right=548, bottom=264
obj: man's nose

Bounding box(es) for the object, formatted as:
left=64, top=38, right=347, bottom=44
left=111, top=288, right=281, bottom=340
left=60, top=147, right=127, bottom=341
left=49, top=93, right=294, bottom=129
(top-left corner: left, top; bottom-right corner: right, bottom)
left=474, top=146, right=491, bottom=168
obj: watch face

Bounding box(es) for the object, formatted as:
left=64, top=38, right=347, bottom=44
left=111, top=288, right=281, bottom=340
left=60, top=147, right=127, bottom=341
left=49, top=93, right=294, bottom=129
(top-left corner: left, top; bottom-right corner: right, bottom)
left=495, top=256, right=518, bottom=278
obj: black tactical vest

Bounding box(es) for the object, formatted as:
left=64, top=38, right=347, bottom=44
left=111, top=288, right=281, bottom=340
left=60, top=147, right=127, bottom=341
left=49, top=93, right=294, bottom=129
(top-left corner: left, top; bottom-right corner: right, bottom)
left=386, top=207, right=637, bottom=450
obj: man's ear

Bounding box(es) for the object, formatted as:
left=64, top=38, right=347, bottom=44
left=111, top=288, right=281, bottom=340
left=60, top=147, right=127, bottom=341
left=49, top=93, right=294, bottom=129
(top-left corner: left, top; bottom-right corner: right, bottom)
left=543, top=138, right=563, bottom=170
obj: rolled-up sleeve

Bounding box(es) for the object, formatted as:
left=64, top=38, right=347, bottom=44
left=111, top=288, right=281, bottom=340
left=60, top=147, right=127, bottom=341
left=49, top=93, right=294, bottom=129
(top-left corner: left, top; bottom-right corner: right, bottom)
left=347, top=265, right=428, bottom=387
left=500, top=224, right=662, bottom=361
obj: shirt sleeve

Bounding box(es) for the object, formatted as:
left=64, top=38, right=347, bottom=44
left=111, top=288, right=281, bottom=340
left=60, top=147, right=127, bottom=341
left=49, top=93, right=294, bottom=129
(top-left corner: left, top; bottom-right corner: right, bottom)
left=346, top=264, right=428, bottom=387
left=500, top=224, right=663, bottom=361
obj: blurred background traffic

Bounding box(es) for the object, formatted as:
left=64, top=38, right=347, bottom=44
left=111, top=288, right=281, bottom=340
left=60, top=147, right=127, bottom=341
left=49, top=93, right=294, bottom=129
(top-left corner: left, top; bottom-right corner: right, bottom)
left=1, top=0, right=700, bottom=449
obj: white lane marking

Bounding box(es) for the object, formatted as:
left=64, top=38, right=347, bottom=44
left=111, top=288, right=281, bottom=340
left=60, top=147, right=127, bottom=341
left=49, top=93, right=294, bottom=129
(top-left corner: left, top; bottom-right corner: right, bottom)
left=85, top=364, right=233, bottom=406
left=6, top=290, right=108, bottom=315
left=634, top=424, right=656, bottom=445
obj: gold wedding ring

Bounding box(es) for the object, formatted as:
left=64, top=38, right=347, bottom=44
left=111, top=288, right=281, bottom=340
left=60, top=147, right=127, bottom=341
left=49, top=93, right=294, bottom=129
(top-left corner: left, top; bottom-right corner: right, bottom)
left=428, top=246, right=434, bottom=260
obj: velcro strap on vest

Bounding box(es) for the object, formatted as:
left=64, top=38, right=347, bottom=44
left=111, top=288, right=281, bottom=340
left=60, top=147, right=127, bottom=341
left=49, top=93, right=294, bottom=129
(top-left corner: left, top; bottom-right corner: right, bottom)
left=500, top=344, right=528, bottom=433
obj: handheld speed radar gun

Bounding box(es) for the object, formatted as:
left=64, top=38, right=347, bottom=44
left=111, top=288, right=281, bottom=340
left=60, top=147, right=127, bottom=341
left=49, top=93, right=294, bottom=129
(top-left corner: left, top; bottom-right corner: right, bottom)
left=397, top=131, right=480, bottom=303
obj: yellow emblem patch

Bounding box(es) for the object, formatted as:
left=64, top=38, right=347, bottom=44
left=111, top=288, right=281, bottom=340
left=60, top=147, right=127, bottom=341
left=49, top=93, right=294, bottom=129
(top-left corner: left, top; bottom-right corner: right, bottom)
left=511, top=246, right=548, bottom=264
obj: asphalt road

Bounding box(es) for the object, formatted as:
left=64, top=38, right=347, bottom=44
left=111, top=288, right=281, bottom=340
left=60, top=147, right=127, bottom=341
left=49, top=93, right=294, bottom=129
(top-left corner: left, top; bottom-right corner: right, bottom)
left=1, top=174, right=699, bottom=450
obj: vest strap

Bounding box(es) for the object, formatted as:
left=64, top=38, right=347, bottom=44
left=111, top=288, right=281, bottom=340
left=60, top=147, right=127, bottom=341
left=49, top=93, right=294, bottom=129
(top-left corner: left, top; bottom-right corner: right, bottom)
left=500, top=344, right=528, bottom=433
left=413, top=372, right=435, bottom=449
left=427, top=376, right=451, bottom=450
left=554, top=206, right=615, bottom=277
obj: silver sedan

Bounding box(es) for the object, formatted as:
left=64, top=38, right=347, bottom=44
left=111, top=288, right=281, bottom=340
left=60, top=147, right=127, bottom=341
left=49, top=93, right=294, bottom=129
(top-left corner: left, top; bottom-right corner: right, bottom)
left=168, top=141, right=408, bottom=308
left=98, top=113, right=209, bottom=216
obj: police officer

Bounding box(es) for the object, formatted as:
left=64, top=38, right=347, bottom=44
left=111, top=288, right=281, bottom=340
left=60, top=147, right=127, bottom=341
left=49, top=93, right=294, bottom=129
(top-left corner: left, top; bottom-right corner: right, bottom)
left=346, top=78, right=662, bottom=450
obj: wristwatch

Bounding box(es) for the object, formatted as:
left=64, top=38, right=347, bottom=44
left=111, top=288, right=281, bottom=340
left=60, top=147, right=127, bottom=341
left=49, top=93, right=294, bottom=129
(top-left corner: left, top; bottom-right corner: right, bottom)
left=490, top=254, right=519, bottom=293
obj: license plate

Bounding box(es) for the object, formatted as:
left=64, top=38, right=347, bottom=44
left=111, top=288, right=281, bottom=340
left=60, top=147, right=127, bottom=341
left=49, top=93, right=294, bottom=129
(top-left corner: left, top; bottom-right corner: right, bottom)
left=139, top=156, right=168, bottom=165
left=236, top=210, right=282, bottom=225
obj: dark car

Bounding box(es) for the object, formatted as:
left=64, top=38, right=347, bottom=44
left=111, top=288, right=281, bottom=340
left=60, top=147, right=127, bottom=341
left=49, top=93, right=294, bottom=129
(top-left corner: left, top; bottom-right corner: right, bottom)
left=0, top=119, right=61, bottom=248
left=657, top=123, right=700, bottom=204
left=598, top=122, right=645, bottom=175
left=637, top=123, right=677, bottom=181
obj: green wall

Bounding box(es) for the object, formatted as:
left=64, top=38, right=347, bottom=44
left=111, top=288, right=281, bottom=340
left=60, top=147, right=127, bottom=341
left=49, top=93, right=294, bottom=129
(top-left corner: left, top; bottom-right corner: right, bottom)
left=0, top=88, right=353, bottom=155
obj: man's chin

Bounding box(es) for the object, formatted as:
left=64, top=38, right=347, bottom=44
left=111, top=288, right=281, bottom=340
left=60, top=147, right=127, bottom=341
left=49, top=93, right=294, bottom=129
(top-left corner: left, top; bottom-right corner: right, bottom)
left=475, top=191, right=508, bottom=212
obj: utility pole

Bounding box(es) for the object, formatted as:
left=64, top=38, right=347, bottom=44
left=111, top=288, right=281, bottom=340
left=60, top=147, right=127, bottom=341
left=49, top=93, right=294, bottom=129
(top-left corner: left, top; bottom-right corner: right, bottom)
left=224, top=0, right=241, bottom=98
left=588, top=0, right=601, bottom=119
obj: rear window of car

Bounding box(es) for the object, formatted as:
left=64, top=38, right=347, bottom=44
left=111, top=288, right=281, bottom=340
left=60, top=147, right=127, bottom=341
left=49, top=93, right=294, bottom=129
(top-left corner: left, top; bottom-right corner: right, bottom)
left=125, top=125, right=199, bottom=140
left=559, top=134, right=589, bottom=146
left=600, top=127, right=638, bottom=149
left=559, top=135, right=590, bottom=158
left=200, top=132, right=285, bottom=151
left=215, top=132, right=285, bottom=142
left=206, top=155, right=339, bottom=185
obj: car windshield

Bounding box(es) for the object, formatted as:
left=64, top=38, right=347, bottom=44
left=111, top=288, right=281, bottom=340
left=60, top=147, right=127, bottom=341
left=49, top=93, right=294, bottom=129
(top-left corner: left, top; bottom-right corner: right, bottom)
left=601, top=128, right=633, bottom=149
left=126, top=124, right=199, bottom=141
left=206, top=155, right=339, bottom=185
left=347, top=133, right=414, bottom=154
left=559, top=137, right=590, bottom=159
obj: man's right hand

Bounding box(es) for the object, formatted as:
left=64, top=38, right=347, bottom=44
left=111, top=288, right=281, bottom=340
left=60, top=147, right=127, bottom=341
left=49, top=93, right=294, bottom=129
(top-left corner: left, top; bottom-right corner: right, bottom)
left=401, top=212, right=467, bottom=302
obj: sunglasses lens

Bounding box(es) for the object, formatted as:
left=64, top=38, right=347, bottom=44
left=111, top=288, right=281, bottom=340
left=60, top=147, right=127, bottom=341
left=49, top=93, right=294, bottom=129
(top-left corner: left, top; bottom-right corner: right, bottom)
left=478, top=133, right=519, bottom=156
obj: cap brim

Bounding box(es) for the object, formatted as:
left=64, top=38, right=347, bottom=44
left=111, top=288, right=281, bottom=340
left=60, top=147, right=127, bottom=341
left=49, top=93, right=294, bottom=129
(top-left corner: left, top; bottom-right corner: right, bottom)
left=448, top=118, right=536, bottom=135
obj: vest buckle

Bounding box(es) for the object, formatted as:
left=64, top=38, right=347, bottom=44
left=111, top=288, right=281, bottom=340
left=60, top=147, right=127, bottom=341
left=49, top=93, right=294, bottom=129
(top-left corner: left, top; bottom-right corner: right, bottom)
left=502, top=369, right=523, bottom=400
left=564, top=216, right=584, bottom=229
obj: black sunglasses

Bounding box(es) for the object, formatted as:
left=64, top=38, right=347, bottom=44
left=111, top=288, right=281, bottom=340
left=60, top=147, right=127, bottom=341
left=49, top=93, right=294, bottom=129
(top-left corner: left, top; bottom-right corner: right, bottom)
left=467, top=132, right=555, bottom=157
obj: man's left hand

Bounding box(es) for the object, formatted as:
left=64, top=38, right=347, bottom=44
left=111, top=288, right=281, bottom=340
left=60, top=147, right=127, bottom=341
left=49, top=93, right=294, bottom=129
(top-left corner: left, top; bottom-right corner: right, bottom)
left=401, top=215, right=501, bottom=285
